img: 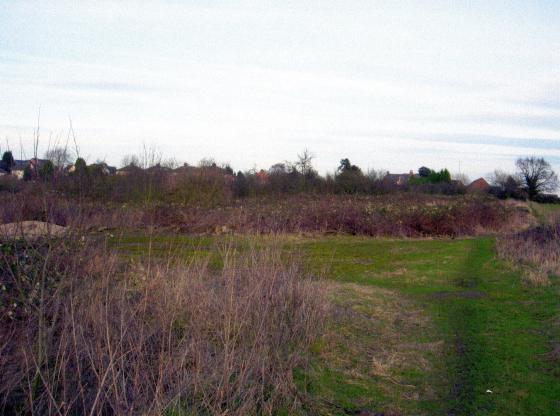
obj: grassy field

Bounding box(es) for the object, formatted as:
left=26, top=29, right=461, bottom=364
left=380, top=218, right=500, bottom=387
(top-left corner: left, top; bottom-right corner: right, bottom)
left=113, top=234, right=560, bottom=415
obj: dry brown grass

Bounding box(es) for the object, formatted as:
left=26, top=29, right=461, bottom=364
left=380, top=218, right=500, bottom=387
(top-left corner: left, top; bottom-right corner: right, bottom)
left=308, top=283, right=445, bottom=415
left=523, top=270, right=552, bottom=286
left=496, top=219, right=560, bottom=285
left=0, top=237, right=326, bottom=415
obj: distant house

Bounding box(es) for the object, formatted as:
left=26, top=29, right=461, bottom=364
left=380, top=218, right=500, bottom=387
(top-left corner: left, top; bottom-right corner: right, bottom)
left=97, top=163, right=117, bottom=176
left=145, top=163, right=172, bottom=175
left=383, top=170, right=415, bottom=187
left=89, top=163, right=116, bottom=176
left=172, top=163, right=198, bottom=176
left=30, top=158, right=49, bottom=169
left=0, top=158, right=57, bottom=180
left=11, top=160, right=29, bottom=179
left=117, top=164, right=142, bottom=176
left=24, top=158, right=49, bottom=178
left=466, top=177, right=490, bottom=193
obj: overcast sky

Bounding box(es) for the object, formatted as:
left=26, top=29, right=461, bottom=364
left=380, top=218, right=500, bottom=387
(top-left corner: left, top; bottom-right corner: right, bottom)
left=1, top=0, right=559, bottom=179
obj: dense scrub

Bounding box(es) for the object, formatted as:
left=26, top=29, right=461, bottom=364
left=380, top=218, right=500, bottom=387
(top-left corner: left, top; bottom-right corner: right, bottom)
left=1, top=160, right=465, bottom=205
left=0, top=191, right=517, bottom=238
left=148, top=194, right=512, bottom=237
left=0, top=237, right=325, bottom=415
left=497, top=219, right=560, bottom=284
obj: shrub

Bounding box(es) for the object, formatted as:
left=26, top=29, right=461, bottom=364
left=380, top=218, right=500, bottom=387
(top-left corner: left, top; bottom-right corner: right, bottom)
left=0, top=176, right=23, bottom=193
left=497, top=220, right=560, bottom=284
left=0, top=238, right=325, bottom=415
left=334, top=170, right=369, bottom=194
left=147, top=194, right=511, bottom=237
left=418, top=166, right=431, bottom=177
left=532, top=193, right=560, bottom=204
left=0, top=189, right=70, bottom=225
left=38, top=160, right=55, bottom=182
left=410, top=168, right=451, bottom=185
left=23, top=165, right=33, bottom=181
left=1, top=151, right=14, bottom=171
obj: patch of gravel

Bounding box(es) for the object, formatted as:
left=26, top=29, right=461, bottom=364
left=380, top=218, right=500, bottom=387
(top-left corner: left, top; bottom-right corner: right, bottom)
left=0, top=221, right=67, bottom=241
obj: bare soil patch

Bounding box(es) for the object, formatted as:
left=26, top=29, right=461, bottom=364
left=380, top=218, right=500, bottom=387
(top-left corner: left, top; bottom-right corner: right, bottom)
left=0, top=221, right=67, bottom=240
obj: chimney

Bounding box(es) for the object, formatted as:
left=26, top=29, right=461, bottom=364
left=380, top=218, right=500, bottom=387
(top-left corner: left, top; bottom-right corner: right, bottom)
left=409, top=170, right=414, bottom=175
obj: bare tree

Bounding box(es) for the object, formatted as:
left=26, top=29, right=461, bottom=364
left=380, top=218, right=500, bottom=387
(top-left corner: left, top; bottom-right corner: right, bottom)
left=488, top=169, right=523, bottom=198
left=198, top=157, right=217, bottom=168
left=33, top=108, right=40, bottom=162
left=161, top=157, right=179, bottom=169
left=367, top=168, right=387, bottom=182
left=139, top=143, right=162, bottom=169
left=68, top=117, right=80, bottom=158
left=121, top=154, right=140, bottom=168
left=295, top=148, right=314, bottom=176
left=489, top=169, right=510, bottom=188
left=489, top=169, right=521, bottom=188
left=516, top=157, right=558, bottom=199
left=452, top=172, right=470, bottom=185
left=44, top=146, right=71, bottom=168
left=269, top=162, right=288, bottom=175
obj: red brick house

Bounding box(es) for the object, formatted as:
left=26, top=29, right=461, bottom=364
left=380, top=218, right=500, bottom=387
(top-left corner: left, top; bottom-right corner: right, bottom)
left=466, top=177, right=490, bottom=193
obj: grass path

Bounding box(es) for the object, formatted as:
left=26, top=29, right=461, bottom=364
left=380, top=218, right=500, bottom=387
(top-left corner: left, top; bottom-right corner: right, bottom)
left=113, top=234, right=560, bottom=415
left=444, top=239, right=495, bottom=415
left=298, top=236, right=560, bottom=415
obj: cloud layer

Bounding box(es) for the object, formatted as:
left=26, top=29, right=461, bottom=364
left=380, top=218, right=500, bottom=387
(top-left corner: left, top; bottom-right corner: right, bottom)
left=1, top=0, right=559, bottom=178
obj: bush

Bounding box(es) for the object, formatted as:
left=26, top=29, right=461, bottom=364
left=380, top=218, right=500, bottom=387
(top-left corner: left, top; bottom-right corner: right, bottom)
left=488, top=186, right=528, bottom=200
left=39, top=160, right=55, bottom=181
left=418, top=166, right=431, bottom=177
left=23, top=166, right=33, bottom=181
left=147, top=194, right=511, bottom=237
left=411, top=181, right=465, bottom=195
left=0, top=189, right=70, bottom=225
left=334, top=170, right=369, bottom=194
left=532, top=193, right=560, bottom=204
left=497, top=220, right=560, bottom=284
left=0, top=238, right=325, bottom=415
left=0, top=176, right=23, bottom=193
left=410, top=168, right=451, bottom=185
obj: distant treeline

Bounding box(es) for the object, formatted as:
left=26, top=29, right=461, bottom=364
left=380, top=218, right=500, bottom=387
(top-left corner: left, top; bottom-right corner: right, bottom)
left=1, top=148, right=558, bottom=205
left=0, top=149, right=468, bottom=205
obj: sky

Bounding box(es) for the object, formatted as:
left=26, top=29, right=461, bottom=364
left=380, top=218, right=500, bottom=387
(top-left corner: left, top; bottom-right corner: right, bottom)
left=1, top=0, right=559, bottom=180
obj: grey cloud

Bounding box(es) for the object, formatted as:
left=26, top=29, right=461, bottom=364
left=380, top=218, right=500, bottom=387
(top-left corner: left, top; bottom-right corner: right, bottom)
left=426, top=134, right=560, bottom=151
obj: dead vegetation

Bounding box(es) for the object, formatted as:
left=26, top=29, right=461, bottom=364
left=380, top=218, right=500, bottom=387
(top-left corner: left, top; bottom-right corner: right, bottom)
left=0, top=192, right=519, bottom=238
left=496, top=219, right=560, bottom=285
left=0, top=238, right=326, bottom=415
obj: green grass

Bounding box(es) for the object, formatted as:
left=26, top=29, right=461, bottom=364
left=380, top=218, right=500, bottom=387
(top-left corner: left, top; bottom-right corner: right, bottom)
left=112, top=234, right=560, bottom=415
left=528, top=201, right=560, bottom=224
